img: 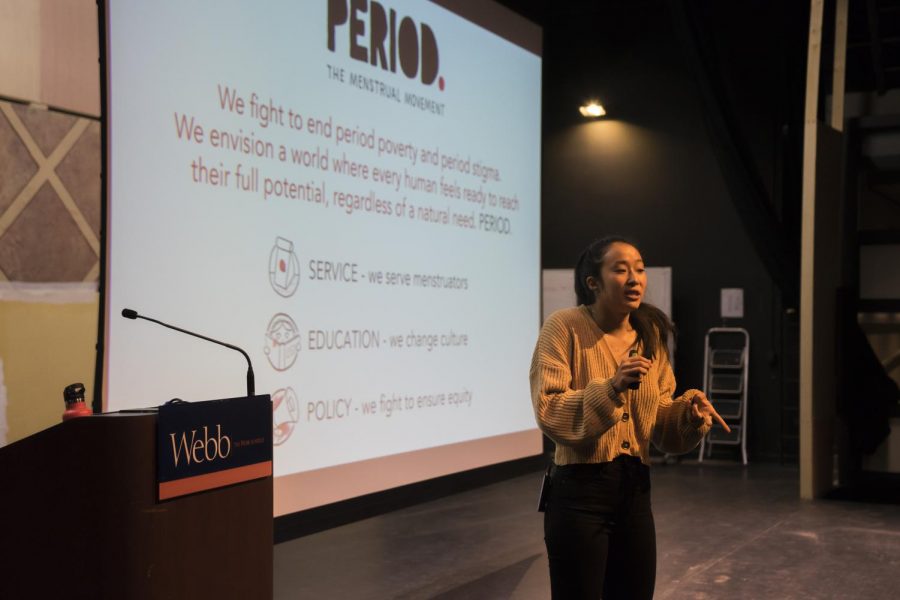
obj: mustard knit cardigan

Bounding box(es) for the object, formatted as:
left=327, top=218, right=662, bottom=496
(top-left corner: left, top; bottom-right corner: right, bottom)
left=530, top=306, right=710, bottom=466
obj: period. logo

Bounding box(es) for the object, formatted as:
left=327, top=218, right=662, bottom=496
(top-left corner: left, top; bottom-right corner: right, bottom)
left=327, top=0, right=443, bottom=89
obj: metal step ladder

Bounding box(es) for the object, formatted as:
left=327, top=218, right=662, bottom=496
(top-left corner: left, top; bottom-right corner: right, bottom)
left=699, top=327, right=749, bottom=465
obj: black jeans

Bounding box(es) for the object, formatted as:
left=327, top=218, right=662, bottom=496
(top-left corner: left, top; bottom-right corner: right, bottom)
left=544, top=456, right=656, bottom=600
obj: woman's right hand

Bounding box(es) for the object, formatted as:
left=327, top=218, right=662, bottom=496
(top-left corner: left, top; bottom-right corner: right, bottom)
left=611, top=353, right=652, bottom=393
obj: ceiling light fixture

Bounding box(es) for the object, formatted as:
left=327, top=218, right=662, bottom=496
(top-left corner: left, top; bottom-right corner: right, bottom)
left=579, top=101, right=606, bottom=118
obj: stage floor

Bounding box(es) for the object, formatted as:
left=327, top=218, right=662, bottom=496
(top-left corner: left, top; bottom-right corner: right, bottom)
left=275, top=461, right=900, bottom=599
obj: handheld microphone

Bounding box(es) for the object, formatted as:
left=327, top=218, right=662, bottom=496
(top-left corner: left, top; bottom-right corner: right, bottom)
left=120, top=308, right=255, bottom=398
left=628, top=349, right=640, bottom=390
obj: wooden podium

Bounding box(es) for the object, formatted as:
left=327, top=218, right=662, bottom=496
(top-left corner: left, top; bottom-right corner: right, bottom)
left=0, top=410, right=272, bottom=599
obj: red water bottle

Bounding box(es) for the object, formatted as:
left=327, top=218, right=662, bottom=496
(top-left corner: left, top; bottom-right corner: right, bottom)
left=62, top=382, right=92, bottom=421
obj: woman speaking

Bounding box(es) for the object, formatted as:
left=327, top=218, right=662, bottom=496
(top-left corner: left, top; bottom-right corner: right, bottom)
left=530, top=236, right=729, bottom=599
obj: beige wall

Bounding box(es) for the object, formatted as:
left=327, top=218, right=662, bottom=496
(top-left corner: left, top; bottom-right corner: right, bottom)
left=0, top=0, right=100, bottom=446
left=0, top=290, right=98, bottom=443
left=0, top=0, right=100, bottom=116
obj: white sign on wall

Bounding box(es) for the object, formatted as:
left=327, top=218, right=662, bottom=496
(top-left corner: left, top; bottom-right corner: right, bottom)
left=721, top=288, right=744, bottom=319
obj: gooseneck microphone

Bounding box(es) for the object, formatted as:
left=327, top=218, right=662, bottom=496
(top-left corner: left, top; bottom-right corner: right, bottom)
left=121, top=308, right=255, bottom=398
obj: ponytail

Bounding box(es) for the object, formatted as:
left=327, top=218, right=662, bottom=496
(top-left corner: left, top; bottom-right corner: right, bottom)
left=574, top=248, right=598, bottom=305
left=630, top=302, right=675, bottom=360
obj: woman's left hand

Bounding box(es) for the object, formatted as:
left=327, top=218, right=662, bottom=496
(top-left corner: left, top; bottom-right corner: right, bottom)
left=689, top=392, right=731, bottom=432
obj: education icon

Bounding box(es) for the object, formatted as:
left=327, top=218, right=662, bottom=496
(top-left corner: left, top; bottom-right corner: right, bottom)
left=264, top=312, right=301, bottom=371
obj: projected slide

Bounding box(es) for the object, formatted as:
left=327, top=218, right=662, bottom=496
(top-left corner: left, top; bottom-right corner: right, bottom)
left=104, top=0, right=542, bottom=514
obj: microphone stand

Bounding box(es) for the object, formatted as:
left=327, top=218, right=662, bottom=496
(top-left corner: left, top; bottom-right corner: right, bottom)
left=121, top=309, right=255, bottom=397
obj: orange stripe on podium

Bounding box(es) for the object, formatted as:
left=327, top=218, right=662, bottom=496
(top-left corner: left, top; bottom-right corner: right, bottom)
left=159, top=461, right=272, bottom=500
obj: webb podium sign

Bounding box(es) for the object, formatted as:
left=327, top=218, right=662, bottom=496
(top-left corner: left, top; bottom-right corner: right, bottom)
left=157, top=395, right=273, bottom=500
left=0, top=399, right=274, bottom=597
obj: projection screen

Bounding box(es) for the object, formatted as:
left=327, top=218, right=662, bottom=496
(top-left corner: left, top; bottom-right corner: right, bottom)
left=103, top=0, right=542, bottom=516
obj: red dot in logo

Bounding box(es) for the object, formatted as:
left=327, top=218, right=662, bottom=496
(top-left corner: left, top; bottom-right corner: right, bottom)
left=279, top=259, right=286, bottom=272
left=439, top=76, right=445, bottom=91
